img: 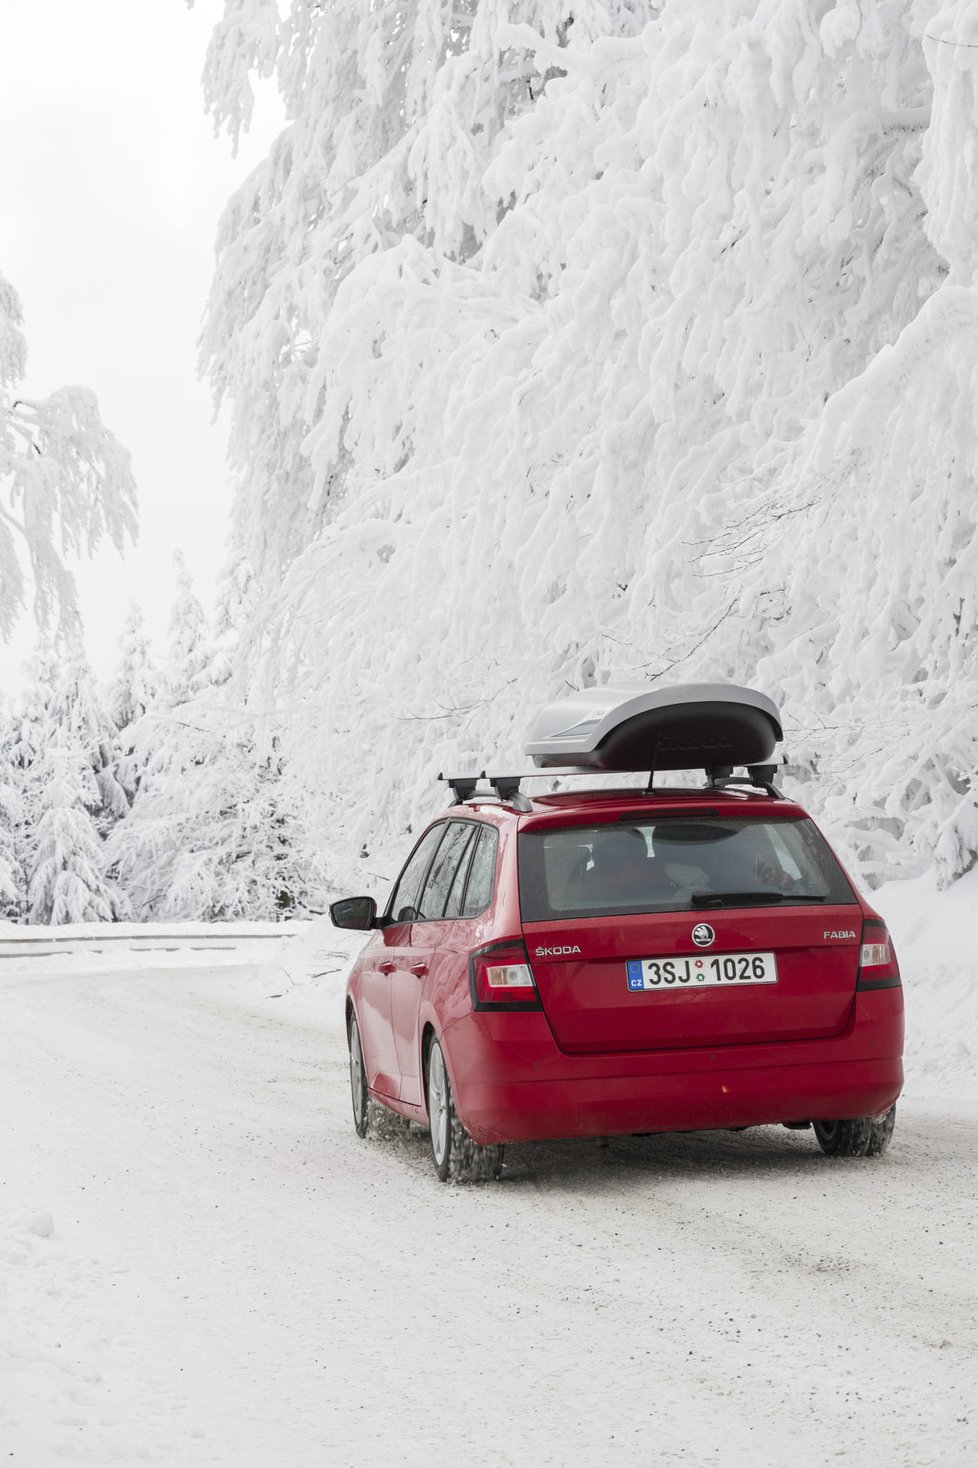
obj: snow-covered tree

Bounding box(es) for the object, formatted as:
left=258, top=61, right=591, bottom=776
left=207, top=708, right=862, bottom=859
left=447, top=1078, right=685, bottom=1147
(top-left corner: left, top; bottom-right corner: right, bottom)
left=200, top=1, right=640, bottom=593
left=27, top=736, right=118, bottom=925
left=108, top=703, right=315, bottom=921
left=0, top=702, right=23, bottom=917
left=0, top=268, right=137, bottom=638
left=163, top=550, right=212, bottom=707
left=0, top=268, right=136, bottom=919
left=45, top=640, right=129, bottom=838
left=0, top=773, right=21, bottom=917
left=8, top=638, right=131, bottom=921
left=110, top=544, right=314, bottom=919
left=209, top=552, right=258, bottom=687
left=201, top=0, right=978, bottom=889
left=106, top=603, right=159, bottom=807
left=6, top=640, right=61, bottom=910
left=107, top=603, right=158, bottom=732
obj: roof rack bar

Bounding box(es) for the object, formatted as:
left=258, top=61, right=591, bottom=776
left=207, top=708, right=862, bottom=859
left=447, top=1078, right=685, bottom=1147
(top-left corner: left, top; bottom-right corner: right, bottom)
left=440, top=768, right=646, bottom=785
left=444, top=765, right=784, bottom=785
left=440, top=764, right=785, bottom=807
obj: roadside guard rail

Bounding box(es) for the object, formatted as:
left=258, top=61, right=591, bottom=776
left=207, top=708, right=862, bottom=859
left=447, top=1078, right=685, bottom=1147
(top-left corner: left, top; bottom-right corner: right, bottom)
left=0, top=923, right=302, bottom=961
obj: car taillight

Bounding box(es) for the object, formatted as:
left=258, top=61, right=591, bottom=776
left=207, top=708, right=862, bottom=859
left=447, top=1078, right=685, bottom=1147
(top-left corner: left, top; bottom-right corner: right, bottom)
left=468, top=939, right=541, bottom=1011
left=856, top=919, right=902, bottom=990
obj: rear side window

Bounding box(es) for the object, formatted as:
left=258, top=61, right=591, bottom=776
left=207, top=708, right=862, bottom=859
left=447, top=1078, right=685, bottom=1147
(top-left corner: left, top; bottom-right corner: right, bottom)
left=444, top=829, right=478, bottom=918
left=518, top=816, right=855, bottom=921
left=460, top=826, right=498, bottom=917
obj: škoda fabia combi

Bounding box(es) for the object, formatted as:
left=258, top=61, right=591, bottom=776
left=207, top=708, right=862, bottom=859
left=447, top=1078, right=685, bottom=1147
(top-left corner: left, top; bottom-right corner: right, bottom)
left=331, top=684, right=904, bottom=1181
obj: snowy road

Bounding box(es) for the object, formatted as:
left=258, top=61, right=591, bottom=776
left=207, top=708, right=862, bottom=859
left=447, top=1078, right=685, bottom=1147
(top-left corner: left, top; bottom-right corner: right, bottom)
left=1, top=958, right=975, bottom=1468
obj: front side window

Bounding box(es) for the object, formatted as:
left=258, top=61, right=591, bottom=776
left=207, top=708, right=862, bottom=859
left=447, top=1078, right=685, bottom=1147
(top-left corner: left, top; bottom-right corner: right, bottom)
left=387, top=825, right=446, bottom=923
left=416, top=823, right=476, bottom=921
left=518, top=816, right=855, bottom=921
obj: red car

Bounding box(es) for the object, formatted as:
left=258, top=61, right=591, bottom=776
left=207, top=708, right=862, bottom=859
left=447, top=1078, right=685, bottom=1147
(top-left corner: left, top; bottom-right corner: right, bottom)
left=332, top=685, right=903, bottom=1181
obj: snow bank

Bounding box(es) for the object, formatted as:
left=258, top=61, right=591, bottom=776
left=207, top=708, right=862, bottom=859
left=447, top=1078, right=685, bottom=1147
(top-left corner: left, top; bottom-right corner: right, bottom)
left=875, top=867, right=978, bottom=1099
left=260, top=918, right=367, bottom=1025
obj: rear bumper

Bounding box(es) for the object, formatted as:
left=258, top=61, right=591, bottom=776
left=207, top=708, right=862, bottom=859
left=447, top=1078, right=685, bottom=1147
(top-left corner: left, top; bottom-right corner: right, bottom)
left=455, top=1057, right=903, bottom=1144
left=443, top=993, right=904, bottom=1145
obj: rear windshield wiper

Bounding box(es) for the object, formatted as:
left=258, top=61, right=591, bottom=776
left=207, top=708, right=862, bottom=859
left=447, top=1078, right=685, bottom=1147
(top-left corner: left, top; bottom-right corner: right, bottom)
left=689, top=890, right=828, bottom=908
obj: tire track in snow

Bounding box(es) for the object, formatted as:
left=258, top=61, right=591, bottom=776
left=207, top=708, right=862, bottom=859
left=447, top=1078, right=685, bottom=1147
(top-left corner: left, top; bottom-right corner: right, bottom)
left=0, top=963, right=974, bottom=1468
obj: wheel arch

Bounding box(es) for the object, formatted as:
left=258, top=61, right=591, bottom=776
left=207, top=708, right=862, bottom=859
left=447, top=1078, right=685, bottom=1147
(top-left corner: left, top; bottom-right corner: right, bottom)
left=420, top=1022, right=437, bottom=1115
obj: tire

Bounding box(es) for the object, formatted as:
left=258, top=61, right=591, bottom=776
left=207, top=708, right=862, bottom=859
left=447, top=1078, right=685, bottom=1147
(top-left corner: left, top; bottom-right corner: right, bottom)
left=349, top=1014, right=370, bottom=1138
left=813, top=1106, right=896, bottom=1158
left=426, top=1039, right=504, bottom=1183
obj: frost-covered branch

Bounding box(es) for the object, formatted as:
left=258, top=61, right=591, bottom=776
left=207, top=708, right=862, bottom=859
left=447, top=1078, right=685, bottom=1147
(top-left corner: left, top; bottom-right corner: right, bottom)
left=0, top=268, right=137, bottom=637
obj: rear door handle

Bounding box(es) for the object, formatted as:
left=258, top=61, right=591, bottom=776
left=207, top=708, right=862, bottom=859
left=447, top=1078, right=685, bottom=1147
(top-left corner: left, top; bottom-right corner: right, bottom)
left=378, top=960, right=396, bottom=975
left=410, top=962, right=428, bottom=977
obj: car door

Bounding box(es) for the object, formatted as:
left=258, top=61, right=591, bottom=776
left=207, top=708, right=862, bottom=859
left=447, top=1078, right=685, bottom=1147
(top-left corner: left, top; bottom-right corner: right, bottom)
left=391, top=821, right=479, bottom=1105
left=359, top=824, right=444, bottom=1100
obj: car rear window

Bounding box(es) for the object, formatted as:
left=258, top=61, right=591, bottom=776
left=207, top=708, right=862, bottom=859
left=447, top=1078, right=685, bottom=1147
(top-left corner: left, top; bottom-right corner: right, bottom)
left=517, top=815, right=856, bottom=921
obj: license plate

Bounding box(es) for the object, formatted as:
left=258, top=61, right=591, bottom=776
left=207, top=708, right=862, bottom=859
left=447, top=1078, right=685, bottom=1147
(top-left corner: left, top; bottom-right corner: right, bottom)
left=626, top=952, right=777, bottom=991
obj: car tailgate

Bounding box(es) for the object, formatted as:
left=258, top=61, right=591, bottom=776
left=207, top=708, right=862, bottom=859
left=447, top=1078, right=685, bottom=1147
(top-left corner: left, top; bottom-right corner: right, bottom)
left=522, top=907, right=860, bottom=1053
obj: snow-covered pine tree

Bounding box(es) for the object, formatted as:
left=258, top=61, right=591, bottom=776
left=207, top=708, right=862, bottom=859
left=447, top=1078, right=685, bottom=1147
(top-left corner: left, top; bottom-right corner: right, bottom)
left=108, top=704, right=314, bottom=921
left=106, top=602, right=159, bottom=807
left=7, top=640, right=60, bottom=916
left=0, top=267, right=136, bottom=919
left=107, top=603, right=158, bottom=732
left=111, top=548, right=314, bottom=919
left=0, top=773, right=21, bottom=918
left=209, top=552, right=257, bottom=687
left=47, top=639, right=130, bottom=839
left=27, top=734, right=119, bottom=925
left=161, top=732, right=312, bottom=920
left=10, top=639, right=129, bottom=921
left=0, top=700, right=23, bottom=917
left=0, top=268, right=136, bottom=637
left=163, top=550, right=212, bottom=708
left=107, top=562, right=219, bottom=914
left=201, top=0, right=978, bottom=888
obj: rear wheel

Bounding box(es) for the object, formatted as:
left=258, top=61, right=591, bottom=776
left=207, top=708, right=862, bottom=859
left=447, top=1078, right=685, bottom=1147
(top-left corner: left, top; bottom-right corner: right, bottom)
left=349, top=1014, right=369, bottom=1138
left=813, top=1106, right=895, bottom=1157
left=426, top=1039, right=503, bottom=1183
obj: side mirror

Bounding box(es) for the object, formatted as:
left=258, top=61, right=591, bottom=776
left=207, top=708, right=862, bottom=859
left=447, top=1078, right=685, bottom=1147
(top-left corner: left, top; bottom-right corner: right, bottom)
left=329, top=896, right=379, bottom=931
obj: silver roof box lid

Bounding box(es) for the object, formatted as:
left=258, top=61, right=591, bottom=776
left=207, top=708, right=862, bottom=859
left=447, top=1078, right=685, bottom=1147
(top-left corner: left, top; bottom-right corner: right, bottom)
left=525, top=682, right=783, bottom=773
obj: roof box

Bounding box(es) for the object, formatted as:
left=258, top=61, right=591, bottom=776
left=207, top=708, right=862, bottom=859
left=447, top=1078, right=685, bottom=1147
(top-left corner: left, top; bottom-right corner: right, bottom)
left=525, top=682, right=783, bottom=773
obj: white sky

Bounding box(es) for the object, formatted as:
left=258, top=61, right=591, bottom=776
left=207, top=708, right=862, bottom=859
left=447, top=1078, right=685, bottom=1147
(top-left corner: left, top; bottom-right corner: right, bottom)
left=0, top=0, right=282, bottom=681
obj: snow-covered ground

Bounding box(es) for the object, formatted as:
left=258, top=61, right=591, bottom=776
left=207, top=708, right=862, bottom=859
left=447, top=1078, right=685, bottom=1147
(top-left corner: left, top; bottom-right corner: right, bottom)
left=1, top=876, right=975, bottom=1467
